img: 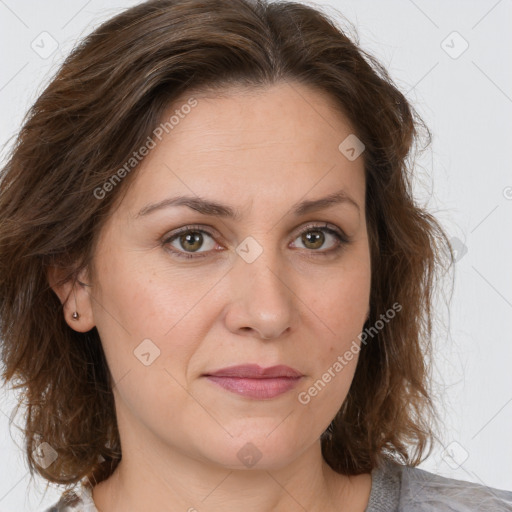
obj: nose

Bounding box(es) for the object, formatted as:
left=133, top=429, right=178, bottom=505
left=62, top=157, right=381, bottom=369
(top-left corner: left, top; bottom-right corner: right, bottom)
left=223, top=247, right=299, bottom=341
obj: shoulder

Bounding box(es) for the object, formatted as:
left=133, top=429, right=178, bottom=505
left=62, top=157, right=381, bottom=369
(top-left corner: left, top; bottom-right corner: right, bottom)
left=40, top=483, right=97, bottom=512
left=366, top=457, right=512, bottom=512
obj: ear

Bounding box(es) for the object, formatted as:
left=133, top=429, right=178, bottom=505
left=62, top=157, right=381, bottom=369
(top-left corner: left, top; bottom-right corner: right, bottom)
left=47, top=265, right=96, bottom=333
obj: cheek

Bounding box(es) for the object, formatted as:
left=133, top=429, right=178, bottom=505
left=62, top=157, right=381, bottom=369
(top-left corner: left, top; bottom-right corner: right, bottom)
left=90, top=250, right=217, bottom=378
left=296, top=248, right=371, bottom=395
left=89, top=257, right=202, bottom=427
left=302, top=252, right=371, bottom=339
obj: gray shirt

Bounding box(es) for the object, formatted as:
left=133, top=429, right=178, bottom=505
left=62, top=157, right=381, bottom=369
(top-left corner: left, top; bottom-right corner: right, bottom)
left=43, top=457, right=512, bottom=511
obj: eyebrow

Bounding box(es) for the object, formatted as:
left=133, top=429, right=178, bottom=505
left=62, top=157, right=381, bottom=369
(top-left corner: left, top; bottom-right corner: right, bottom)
left=136, top=189, right=360, bottom=220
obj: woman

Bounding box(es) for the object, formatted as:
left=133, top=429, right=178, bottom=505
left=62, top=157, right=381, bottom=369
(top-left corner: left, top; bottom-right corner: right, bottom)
left=0, top=0, right=510, bottom=511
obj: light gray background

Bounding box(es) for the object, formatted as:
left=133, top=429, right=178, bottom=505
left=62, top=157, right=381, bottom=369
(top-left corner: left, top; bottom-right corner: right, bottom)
left=0, top=0, right=511, bottom=510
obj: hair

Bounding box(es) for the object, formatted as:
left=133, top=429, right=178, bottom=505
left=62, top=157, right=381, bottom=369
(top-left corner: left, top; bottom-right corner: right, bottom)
left=0, top=0, right=453, bottom=493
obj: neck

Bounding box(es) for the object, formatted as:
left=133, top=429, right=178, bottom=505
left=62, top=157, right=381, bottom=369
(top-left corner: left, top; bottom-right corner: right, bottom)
left=91, top=399, right=372, bottom=512
left=92, top=440, right=371, bottom=512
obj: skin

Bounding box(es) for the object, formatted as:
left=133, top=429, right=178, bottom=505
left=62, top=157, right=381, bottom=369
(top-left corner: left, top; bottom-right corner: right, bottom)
left=50, top=81, right=372, bottom=512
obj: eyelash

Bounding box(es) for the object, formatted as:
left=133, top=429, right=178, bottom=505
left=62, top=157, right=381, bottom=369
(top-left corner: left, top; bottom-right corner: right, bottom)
left=161, top=223, right=350, bottom=260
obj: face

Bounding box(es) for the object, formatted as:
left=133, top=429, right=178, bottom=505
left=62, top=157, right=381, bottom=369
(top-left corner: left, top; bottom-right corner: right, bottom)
left=67, top=81, right=371, bottom=471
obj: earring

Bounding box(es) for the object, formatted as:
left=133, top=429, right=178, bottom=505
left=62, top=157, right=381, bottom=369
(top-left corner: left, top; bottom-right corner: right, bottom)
left=71, top=286, right=80, bottom=320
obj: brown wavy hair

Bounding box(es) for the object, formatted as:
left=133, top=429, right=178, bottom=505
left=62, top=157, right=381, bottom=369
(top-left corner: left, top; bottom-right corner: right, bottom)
left=0, top=0, right=453, bottom=493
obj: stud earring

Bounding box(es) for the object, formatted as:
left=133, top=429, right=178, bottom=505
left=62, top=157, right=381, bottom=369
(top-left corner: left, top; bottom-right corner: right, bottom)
left=71, top=286, right=80, bottom=320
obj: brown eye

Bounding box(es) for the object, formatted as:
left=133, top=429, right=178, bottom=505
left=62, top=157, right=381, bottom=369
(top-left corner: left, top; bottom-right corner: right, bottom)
left=177, top=231, right=205, bottom=252
left=291, top=225, right=348, bottom=254
left=163, top=228, right=217, bottom=259
left=301, top=229, right=325, bottom=250
left=163, top=223, right=349, bottom=261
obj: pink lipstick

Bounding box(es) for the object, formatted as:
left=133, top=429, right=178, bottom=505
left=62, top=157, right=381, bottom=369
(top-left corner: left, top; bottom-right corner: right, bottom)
left=203, top=364, right=303, bottom=399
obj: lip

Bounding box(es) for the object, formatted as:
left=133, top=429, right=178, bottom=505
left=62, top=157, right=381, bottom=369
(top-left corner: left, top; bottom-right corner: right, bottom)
left=205, top=364, right=303, bottom=378
left=203, top=364, right=303, bottom=399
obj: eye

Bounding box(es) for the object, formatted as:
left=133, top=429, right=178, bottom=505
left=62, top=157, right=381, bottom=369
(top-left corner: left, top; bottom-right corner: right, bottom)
left=163, top=225, right=218, bottom=259
left=290, top=223, right=349, bottom=254
left=162, top=223, right=350, bottom=260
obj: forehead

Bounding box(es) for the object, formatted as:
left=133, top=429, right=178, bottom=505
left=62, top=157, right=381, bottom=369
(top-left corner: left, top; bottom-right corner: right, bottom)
left=166, top=81, right=356, bottom=153
left=120, top=81, right=365, bottom=217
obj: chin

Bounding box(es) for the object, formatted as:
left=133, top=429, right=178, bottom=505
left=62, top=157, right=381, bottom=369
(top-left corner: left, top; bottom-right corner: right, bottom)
left=195, top=431, right=309, bottom=471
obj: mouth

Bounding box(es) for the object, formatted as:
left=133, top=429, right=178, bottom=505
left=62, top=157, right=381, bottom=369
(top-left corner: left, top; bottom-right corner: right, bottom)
left=203, top=364, right=303, bottom=399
